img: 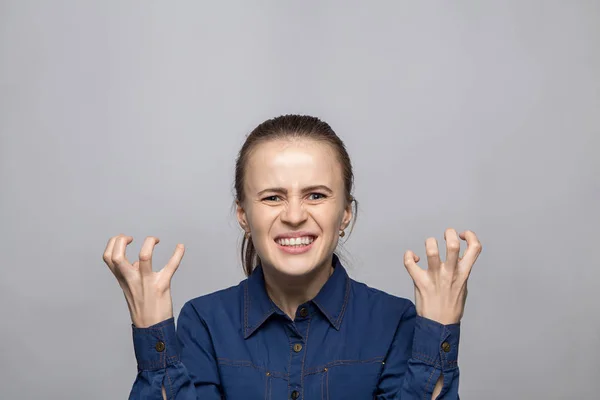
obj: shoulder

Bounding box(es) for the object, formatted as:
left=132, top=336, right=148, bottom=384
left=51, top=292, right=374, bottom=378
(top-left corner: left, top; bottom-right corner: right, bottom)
left=179, top=280, right=246, bottom=322
left=348, top=277, right=416, bottom=320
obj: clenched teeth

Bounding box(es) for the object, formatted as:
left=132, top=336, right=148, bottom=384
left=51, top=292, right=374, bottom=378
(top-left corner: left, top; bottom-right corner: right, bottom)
left=276, top=236, right=315, bottom=246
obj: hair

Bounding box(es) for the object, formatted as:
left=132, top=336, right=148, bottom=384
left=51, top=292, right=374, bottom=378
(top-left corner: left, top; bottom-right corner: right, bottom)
left=234, top=114, right=358, bottom=276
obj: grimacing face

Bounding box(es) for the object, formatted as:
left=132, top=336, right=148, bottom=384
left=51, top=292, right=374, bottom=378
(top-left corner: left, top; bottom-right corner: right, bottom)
left=236, top=138, right=352, bottom=278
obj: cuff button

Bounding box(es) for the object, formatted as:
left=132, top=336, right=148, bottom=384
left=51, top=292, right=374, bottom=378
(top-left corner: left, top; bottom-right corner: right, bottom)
left=155, top=341, right=166, bottom=352
left=441, top=341, right=451, bottom=353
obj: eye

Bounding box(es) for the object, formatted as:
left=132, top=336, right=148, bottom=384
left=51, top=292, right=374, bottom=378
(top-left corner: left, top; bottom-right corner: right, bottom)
left=262, top=195, right=281, bottom=202
left=308, top=193, right=327, bottom=201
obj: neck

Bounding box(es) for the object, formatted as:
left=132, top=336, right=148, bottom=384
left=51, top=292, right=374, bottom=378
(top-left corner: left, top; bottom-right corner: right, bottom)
left=262, top=256, right=334, bottom=320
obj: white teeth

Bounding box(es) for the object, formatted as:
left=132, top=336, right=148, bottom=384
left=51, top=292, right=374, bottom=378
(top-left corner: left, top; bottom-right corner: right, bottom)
left=277, top=236, right=314, bottom=246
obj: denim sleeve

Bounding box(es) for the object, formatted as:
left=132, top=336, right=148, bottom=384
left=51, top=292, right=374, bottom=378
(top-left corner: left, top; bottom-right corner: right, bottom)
left=377, top=302, right=461, bottom=399
left=129, top=301, right=222, bottom=400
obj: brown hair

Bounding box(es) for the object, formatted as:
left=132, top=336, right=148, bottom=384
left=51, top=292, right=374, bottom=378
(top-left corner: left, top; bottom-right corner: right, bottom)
left=234, top=114, right=358, bottom=276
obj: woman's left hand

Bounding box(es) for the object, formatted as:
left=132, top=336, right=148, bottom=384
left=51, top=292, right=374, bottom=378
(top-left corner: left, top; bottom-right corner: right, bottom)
left=403, top=228, right=482, bottom=325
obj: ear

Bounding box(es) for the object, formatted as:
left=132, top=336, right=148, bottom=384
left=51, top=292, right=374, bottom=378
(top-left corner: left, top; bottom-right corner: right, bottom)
left=236, top=200, right=249, bottom=232
left=341, top=199, right=353, bottom=230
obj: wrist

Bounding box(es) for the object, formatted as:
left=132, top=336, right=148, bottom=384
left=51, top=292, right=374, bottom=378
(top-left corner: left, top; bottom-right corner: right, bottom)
left=130, top=304, right=174, bottom=328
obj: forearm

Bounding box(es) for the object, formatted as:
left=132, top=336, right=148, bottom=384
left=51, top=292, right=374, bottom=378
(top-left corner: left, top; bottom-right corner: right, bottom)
left=377, top=311, right=461, bottom=399
left=130, top=304, right=223, bottom=400
left=432, top=375, right=443, bottom=399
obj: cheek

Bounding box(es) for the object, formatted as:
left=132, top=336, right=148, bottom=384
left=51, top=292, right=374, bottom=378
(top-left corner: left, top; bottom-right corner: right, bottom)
left=312, top=205, right=344, bottom=231
left=247, top=206, right=279, bottom=233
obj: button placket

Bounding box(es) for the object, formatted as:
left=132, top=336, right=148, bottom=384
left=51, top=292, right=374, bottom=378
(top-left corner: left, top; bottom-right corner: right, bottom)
left=286, top=304, right=310, bottom=400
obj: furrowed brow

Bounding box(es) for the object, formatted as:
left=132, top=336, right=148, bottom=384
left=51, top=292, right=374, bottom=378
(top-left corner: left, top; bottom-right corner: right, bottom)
left=256, top=185, right=333, bottom=197
left=257, top=187, right=287, bottom=197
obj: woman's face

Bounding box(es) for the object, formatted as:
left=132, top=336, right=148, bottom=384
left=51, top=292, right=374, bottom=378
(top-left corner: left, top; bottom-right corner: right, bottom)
left=237, top=138, right=352, bottom=278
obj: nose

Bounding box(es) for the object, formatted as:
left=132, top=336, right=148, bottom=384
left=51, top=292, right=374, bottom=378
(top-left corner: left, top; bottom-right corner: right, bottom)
left=280, top=197, right=308, bottom=226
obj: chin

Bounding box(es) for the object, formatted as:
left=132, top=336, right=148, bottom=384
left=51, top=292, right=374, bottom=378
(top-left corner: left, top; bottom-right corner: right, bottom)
left=272, top=258, right=317, bottom=277
left=261, top=238, right=327, bottom=277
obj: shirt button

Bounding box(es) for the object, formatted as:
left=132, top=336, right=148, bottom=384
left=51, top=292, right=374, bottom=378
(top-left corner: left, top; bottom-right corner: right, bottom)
left=299, top=307, right=308, bottom=317
left=293, top=343, right=303, bottom=352
left=291, top=390, right=300, bottom=399
left=155, top=341, right=166, bottom=352
left=441, top=341, right=451, bottom=353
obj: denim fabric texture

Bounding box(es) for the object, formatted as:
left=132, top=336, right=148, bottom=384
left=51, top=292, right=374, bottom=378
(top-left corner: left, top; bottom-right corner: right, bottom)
left=130, top=254, right=461, bottom=399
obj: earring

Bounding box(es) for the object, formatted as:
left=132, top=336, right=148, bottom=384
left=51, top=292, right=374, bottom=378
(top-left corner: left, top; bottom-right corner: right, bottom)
left=245, top=231, right=251, bottom=239
left=339, top=229, right=345, bottom=238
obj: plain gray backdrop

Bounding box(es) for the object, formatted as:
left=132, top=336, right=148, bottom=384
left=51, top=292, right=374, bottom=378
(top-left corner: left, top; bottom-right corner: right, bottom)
left=1, top=1, right=598, bottom=399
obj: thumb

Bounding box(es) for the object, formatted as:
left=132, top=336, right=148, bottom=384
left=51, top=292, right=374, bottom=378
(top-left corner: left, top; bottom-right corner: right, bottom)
left=161, top=244, right=185, bottom=282
left=403, top=250, right=422, bottom=281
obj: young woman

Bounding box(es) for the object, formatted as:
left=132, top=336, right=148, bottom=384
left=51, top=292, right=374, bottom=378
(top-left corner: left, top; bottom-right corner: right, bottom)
left=103, top=115, right=482, bottom=399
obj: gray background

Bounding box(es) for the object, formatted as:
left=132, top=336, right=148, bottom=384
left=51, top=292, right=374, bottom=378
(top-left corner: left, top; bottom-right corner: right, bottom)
left=1, top=1, right=598, bottom=399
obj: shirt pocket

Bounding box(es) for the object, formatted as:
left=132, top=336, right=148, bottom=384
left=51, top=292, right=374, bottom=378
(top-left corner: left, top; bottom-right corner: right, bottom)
left=321, top=358, right=385, bottom=400
left=218, top=359, right=272, bottom=400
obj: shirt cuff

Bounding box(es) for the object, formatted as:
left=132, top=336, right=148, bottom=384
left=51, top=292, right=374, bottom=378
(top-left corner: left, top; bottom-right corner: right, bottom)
left=411, top=316, right=460, bottom=372
left=132, top=317, right=181, bottom=371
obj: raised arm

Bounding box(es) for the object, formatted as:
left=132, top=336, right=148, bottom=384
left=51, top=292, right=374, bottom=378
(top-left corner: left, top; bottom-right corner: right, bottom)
left=377, top=228, right=481, bottom=398
left=376, top=303, right=461, bottom=399
left=130, top=302, right=222, bottom=399
left=102, top=234, right=222, bottom=399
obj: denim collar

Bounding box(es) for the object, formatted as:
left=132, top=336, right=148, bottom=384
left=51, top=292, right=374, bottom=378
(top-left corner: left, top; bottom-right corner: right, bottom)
left=243, top=253, right=351, bottom=339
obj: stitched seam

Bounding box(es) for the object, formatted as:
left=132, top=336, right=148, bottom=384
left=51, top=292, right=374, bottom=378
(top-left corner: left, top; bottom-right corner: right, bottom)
left=287, top=325, right=293, bottom=397
left=300, top=316, right=311, bottom=399
left=165, top=368, right=174, bottom=400
left=412, top=352, right=458, bottom=368
left=217, top=361, right=287, bottom=379
left=423, top=367, right=437, bottom=400
left=321, top=369, right=324, bottom=400
left=246, top=307, right=277, bottom=332
left=217, top=359, right=282, bottom=373
left=244, top=281, right=279, bottom=338
left=132, top=329, right=167, bottom=335
left=326, top=368, right=329, bottom=400
left=335, top=277, right=351, bottom=328
left=303, top=356, right=385, bottom=376
left=264, top=371, right=268, bottom=400
left=137, top=354, right=180, bottom=371
left=312, top=298, right=334, bottom=326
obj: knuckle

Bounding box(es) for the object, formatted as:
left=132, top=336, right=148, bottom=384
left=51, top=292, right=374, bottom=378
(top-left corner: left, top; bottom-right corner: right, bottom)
left=139, top=251, right=152, bottom=261
left=426, top=248, right=438, bottom=257
left=112, top=255, right=124, bottom=264
left=447, top=241, right=460, bottom=251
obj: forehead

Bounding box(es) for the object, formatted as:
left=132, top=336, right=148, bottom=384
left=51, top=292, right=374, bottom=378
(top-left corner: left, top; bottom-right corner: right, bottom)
left=245, top=138, right=342, bottom=189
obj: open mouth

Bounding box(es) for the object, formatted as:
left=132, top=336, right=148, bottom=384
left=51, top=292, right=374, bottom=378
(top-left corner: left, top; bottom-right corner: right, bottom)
left=274, top=236, right=317, bottom=254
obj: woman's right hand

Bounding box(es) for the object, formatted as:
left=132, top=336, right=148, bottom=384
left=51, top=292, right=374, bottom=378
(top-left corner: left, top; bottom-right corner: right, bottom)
left=103, top=234, right=185, bottom=328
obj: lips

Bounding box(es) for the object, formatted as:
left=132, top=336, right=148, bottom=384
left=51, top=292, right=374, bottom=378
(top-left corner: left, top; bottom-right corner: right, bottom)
left=275, top=236, right=316, bottom=255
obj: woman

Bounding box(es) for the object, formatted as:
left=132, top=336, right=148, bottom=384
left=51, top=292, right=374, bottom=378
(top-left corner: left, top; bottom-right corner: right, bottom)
left=103, top=115, right=482, bottom=399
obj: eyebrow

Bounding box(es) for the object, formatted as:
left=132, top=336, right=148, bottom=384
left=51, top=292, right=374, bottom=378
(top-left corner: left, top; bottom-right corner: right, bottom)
left=256, top=185, right=334, bottom=197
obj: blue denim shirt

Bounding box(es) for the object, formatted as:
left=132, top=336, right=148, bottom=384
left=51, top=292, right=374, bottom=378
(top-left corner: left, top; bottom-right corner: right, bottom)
left=130, top=254, right=461, bottom=399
